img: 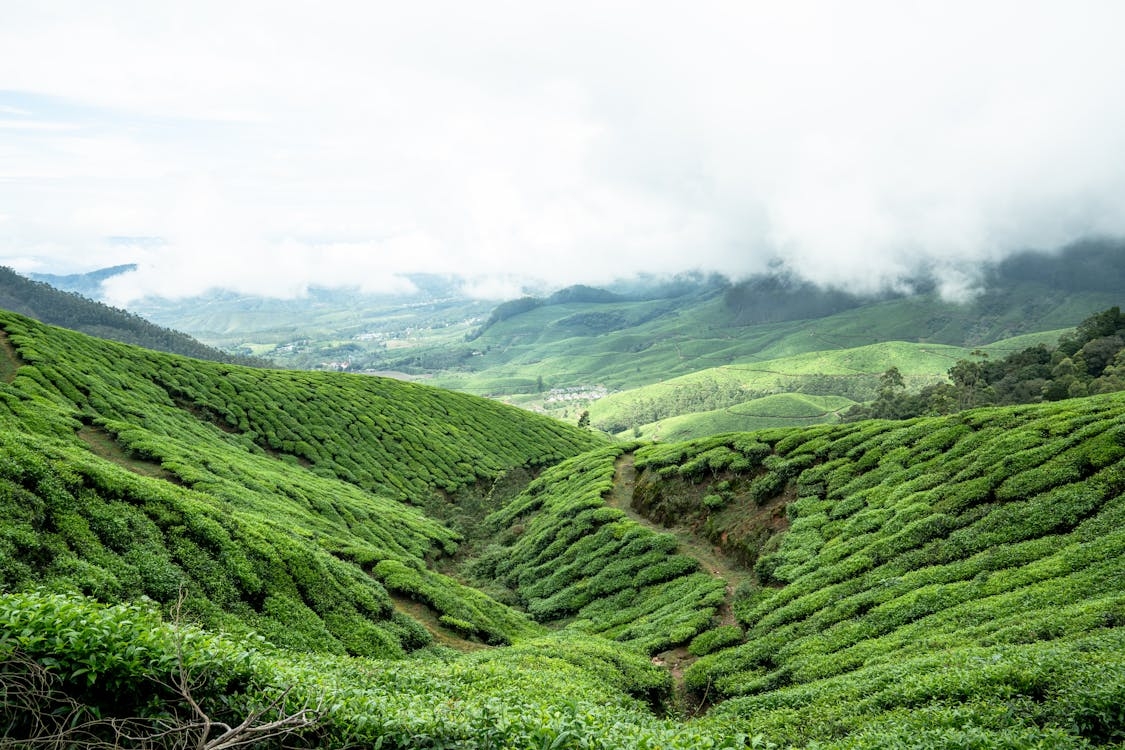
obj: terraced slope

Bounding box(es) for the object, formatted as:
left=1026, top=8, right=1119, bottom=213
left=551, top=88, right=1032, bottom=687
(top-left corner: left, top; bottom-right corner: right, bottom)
left=477, top=445, right=728, bottom=654
left=0, top=311, right=601, bottom=652
left=621, top=395, right=1125, bottom=746
left=1, top=312, right=600, bottom=500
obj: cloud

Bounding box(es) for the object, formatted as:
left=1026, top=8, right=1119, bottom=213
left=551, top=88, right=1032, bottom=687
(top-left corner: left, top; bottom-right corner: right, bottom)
left=3, top=1, right=1125, bottom=302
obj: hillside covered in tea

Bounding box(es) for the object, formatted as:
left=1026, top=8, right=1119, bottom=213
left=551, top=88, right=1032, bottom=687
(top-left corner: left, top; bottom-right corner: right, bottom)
left=0, top=312, right=1123, bottom=748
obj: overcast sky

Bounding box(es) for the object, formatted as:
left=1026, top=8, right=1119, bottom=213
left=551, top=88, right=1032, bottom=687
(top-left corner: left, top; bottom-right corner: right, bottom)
left=3, top=1, right=1125, bottom=303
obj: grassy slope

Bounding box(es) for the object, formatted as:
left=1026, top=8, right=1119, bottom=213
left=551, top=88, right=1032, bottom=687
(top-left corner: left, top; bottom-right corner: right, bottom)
left=434, top=286, right=1121, bottom=396
left=0, top=311, right=602, bottom=653
left=591, top=332, right=1078, bottom=441
left=588, top=341, right=967, bottom=438
left=630, top=393, right=857, bottom=442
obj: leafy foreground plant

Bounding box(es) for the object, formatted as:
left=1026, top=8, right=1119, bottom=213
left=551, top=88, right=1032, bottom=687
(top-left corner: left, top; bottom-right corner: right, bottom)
left=0, top=592, right=318, bottom=749
left=0, top=591, right=750, bottom=749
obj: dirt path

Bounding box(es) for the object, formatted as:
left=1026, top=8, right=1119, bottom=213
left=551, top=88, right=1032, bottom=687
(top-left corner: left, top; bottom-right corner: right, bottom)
left=607, top=454, right=749, bottom=600
left=606, top=453, right=748, bottom=699
left=77, top=425, right=180, bottom=482
left=390, top=594, right=489, bottom=653
left=0, top=330, right=22, bottom=383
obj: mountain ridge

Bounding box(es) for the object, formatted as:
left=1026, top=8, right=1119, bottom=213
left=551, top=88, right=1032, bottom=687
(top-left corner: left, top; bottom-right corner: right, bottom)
left=0, top=266, right=270, bottom=367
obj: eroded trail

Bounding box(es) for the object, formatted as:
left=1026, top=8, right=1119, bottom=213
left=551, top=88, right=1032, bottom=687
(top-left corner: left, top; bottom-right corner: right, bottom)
left=607, top=454, right=749, bottom=598
left=390, top=594, right=489, bottom=653
left=0, top=330, right=21, bottom=383
left=603, top=454, right=751, bottom=706
left=606, top=453, right=749, bottom=698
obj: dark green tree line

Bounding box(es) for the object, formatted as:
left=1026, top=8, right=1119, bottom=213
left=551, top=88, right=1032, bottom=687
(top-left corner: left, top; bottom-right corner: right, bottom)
left=845, top=307, right=1125, bottom=421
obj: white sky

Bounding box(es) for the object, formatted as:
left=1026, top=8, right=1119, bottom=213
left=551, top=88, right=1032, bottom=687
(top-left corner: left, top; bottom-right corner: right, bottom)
left=2, top=1, right=1125, bottom=303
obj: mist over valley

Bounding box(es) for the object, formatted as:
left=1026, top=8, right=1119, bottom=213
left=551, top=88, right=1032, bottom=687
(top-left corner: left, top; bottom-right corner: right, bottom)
left=3, top=3, right=1125, bottom=747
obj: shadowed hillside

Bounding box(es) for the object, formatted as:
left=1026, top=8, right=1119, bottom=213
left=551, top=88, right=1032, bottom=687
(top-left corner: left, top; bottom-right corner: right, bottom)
left=0, top=266, right=271, bottom=367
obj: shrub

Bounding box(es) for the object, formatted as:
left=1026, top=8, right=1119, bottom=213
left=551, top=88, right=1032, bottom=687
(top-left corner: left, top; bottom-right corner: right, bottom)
left=689, top=625, right=745, bottom=656
left=703, top=493, right=727, bottom=510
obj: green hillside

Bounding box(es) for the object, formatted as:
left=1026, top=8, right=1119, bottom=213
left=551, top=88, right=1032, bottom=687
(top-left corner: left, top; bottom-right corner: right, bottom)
left=133, top=276, right=495, bottom=366
left=444, top=241, right=1122, bottom=395
left=626, top=396, right=1125, bottom=745
left=627, top=393, right=857, bottom=442
left=588, top=341, right=968, bottom=435
left=130, top=242, right=1125, bottom=402
left=1, top=310, right=1124, bottom=747
left=589, top=331, right=1085, bottom=441
left=429, top=279, right=1120, bottom=397
left=476, top=444, right=729, bottom=654
left=121, top=242, right=1125, bottom=442
left=0, top=311, right=601, bottom=654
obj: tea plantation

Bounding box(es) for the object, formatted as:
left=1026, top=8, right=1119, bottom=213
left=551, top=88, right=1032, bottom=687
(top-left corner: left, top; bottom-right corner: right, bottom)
left=1, top=310, right=1123, bottom=748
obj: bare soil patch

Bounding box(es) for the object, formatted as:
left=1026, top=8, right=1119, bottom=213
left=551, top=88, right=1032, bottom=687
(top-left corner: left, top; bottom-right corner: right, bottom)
left=390, top=594, right=490, bottom=653
left=0, top=330, right=22, bottom=383
left=77, top=425, right=180, bottom=482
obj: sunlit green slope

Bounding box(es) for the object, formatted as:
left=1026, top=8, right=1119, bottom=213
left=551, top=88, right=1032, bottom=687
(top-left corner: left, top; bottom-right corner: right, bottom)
left=432, top=283, right=1120, bottom=399
left=626, top=393, right=856, bottom=442
left=589, top=333, right=1075, bottom=440
left=4, top=312, right=600, bottom=500
left=0, top=310, right=601, bottom=652
left=621, top=393, right=1125, bottom=746
left=587, top=340, right=966, bottom=435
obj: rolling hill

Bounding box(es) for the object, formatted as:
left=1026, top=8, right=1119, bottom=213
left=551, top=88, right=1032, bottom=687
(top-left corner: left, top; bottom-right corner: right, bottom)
left=114, top=240, right=1123, bottom=398
left=132, top=274, right=497, bottom=367
left=0, top=309, right=1123, bottom=747
left=424, top=239, right=1125, bottom=399
left=54, top=239, right=1122, bottom=445
left=623, top=392, right=858, bottom=442
left=586, top=333, right=1078, bottom=440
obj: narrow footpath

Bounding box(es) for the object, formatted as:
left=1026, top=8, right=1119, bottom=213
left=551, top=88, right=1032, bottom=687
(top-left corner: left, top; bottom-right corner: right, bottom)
left=0, top=330, right=20, bottom=382
left=390, top=594, right=489, bottom=653
left=606, top=453, right=750, bottom=604
left=605, top=453, right=751, bottom=703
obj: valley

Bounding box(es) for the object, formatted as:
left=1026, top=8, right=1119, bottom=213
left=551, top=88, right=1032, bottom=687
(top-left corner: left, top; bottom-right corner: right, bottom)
left=0, top=308, right=1122, bottom=747
left=8, top=5, right=1125, bottom=747
left=102, top=239, right=1125, bottom=442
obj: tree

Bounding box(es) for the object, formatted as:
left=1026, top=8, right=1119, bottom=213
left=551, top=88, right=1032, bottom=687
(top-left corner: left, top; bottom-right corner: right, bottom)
left=869, top=367, right=907, bottom=419
left=1077, top=336, right=1124, bottom=378
left=577, top=410, right=590, bottom=429
left=877, top=366, right=904, bottom=396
